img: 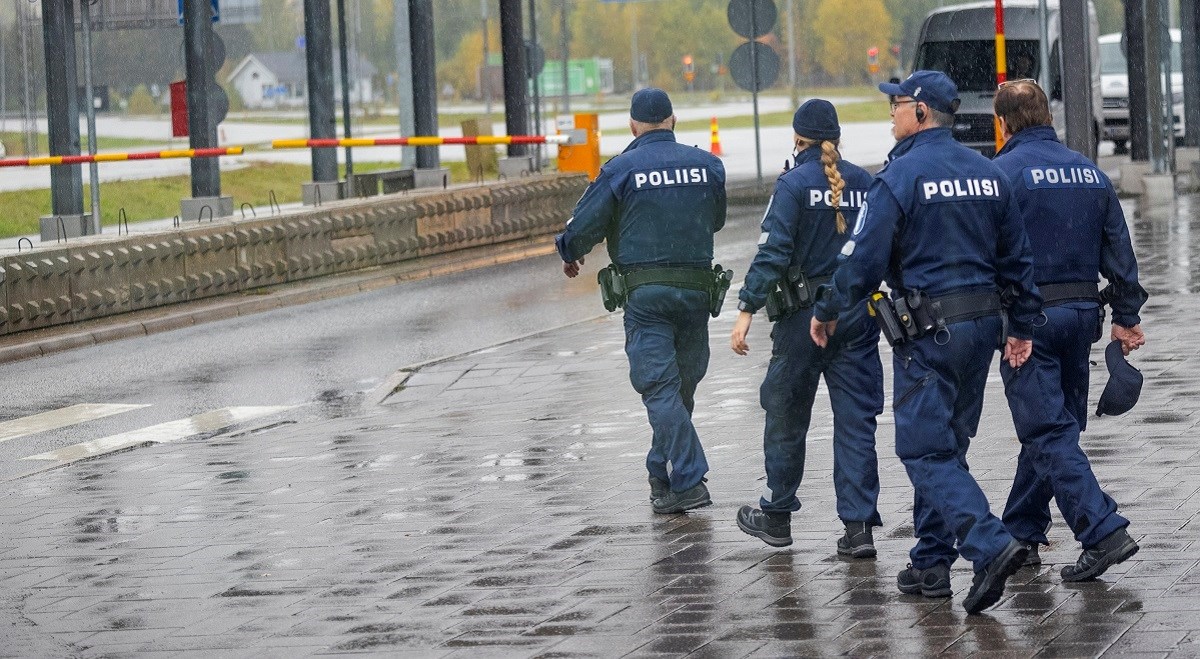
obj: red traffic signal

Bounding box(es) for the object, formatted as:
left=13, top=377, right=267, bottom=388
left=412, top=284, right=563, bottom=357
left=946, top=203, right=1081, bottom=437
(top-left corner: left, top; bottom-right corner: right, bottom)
left=867, top=46, right=879, bottom=64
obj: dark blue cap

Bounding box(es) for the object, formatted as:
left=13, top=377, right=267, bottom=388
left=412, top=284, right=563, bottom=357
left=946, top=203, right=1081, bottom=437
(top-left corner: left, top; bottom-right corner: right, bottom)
left=1096, top=340, right=1143, bottom=417
left=792, top=99, right=840, bottom=141
left=630, top=87, right=673, bottom=123
left=878, top=70, right=960, bottom=114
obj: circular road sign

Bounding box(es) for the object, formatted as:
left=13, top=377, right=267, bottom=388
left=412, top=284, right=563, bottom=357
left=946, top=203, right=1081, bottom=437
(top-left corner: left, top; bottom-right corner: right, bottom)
left=729, top=41, right=780, bottom=92
left=526, top=41, right=546, bottom=78
left=727, top=0, right=778, bottom=40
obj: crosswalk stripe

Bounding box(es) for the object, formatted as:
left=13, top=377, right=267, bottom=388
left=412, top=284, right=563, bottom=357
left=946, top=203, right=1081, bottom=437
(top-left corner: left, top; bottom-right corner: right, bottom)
left=0, top=404, right=150, bottom=444
left=21, top=406, right=296, bottom=462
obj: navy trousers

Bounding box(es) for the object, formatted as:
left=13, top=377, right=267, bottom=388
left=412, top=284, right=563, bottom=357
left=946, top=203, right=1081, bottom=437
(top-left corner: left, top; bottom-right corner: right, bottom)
left=758, top=306, right=884, bottom=525
left=894, top=316, right=1014, bottom=572
left=623, top=285, right=712, bottom=492
left=1001, top=304, right=1127, bottom=548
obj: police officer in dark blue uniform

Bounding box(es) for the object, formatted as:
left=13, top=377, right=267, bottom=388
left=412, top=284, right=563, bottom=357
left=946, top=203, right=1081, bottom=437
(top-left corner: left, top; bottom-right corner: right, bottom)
left=556, top=88, right=727, bottom=515
left=810, top=71, right=1041, bottom=614
left=729, top=100, right=884, bottom=553
left=991, top=79, right=1146, bottom=581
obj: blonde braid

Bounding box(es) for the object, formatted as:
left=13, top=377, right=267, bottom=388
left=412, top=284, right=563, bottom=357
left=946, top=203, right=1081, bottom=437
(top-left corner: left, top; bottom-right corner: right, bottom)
left=820, top=140, right=847, bottom=233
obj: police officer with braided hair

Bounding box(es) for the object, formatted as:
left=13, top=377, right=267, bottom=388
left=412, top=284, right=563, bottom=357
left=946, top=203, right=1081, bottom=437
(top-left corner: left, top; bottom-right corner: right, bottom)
left=729, top=99, right=884, bottom=554
left=991, top=79, right=1146, bottom=581
left=810, top=71, right=1042, bottom=614
left=557, top=88, right=728, bottom=515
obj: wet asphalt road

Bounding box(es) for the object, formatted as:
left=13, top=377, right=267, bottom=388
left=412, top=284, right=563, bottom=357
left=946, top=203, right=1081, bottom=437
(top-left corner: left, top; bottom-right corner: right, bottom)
left=0, top=206, right=763, bottom=480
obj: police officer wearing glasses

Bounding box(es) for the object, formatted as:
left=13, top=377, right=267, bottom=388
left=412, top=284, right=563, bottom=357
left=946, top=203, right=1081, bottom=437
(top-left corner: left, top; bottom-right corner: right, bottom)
left=991, top=79, right=1146, bottom=581
left=557, top=88, right=728, bottom=515
left=730, top=99, right=884, bottom=554
left=810, top=71, right=1042, bottom=614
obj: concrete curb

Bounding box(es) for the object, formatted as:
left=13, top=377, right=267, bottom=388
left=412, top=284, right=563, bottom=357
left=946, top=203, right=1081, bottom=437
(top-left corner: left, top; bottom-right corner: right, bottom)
left=0, top=236, right=559, bottom=366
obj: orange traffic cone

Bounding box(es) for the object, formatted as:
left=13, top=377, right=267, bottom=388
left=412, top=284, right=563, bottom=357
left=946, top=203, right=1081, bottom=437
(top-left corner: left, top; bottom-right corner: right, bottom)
left=710, top=116, right=724, bottom=157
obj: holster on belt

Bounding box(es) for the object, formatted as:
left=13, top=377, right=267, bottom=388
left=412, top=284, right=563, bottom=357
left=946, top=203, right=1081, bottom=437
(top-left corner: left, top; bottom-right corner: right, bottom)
left=868, top=289, right=1002, bottom=346
left=599, top=264, right=734, bottom=317
left=765, top=268, right=828, bottom=321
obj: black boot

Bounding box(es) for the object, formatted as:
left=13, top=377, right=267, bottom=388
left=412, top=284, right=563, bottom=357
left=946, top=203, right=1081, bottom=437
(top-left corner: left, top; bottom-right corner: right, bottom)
left=736, top=506, right=792, bottom=547
left=897, top=562, right=952, bottom=598
left=1061, top=527, right=1139, bottom=582
left=963, top=539, right=1029, bottom=614
left=652, top=482, right=711, bottom=514
left=648, top=475, right=669, bottom=502
left=1022, top=543, right=1041, bottom=567
left=836, top=521, right=876, bottom=558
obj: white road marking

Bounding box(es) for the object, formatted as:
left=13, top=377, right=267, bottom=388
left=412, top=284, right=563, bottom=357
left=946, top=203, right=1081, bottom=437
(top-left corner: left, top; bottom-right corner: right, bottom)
left=0, top=404, right=150, bottom=444
left=21, top=406, right=296, bottom=462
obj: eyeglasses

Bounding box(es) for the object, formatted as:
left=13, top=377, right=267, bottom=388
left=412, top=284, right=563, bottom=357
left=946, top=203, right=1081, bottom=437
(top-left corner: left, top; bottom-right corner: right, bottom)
left=890, top=99, right=918, bottom=111
left=997, top=78, right=1039, bottom=90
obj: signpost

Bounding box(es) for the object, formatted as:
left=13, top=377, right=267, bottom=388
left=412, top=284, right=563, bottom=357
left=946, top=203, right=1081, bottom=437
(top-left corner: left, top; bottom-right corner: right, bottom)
left=727, top=0, right=777, bottom=186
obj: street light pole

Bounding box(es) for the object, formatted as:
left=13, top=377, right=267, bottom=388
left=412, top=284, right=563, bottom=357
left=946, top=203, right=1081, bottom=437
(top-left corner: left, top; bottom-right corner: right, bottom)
left=80, top=0, right=101, bottom=233
left=482, top=0, right=492, bottom=115
left=786, top=0, right=797, bottom=106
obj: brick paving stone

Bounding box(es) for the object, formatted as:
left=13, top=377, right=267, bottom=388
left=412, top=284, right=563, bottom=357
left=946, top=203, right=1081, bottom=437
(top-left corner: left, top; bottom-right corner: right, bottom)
left=1, top=201, right=1199, bottom=656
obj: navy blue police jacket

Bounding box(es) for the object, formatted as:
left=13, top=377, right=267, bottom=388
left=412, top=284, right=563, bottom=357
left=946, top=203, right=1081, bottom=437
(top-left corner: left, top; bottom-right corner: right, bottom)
left=813, top=127, right=1041, bottom=339
left=991, top=125, right=1146, bottom=327
left=739, top=147, right=872, bottom=313
left=555, top=129, right=726, bottom=269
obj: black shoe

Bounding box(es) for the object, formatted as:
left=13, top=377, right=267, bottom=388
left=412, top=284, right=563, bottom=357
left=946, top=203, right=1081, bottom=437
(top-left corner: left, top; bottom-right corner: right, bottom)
left=1023, top=543, right=1041, bottom=567
left=736, top=506, right=792, bottom=547
left=836, top=521, right=876, bottom=558
left=1061, top=527, right=1139, bottom=582
left=897, top=563, right=952, bottom=598
left=652, top=482, right=712, bottom=514
left=963, top=539, right=1029, bottom=614
left=649, top=476, right=669, bottom=502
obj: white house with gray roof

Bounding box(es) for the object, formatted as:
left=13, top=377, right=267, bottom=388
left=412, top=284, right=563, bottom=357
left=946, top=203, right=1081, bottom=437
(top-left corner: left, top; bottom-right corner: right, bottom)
left=226, top=51, right=377, bottom=109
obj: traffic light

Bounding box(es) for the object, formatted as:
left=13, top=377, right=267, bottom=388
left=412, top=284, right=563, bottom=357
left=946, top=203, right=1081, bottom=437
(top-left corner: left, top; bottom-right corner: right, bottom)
left=867, top=47, right=880, bottom=74
left=683, top=54, right=695, bottom=84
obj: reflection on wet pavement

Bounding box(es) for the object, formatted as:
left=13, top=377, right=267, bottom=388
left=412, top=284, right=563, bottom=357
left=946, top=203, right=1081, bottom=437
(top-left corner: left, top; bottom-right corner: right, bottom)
left=0, top=195, right=1197, bottom=655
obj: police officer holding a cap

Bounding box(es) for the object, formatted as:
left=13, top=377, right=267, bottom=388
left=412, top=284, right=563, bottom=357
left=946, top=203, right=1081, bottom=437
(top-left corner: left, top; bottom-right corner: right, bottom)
left=556, top=88, right=728, bottom=515
left=730, top=99, right=884, bottom=555
left=810, top=71, right=1042, bottom=614
left=991, top=79, right=1147, bottom=581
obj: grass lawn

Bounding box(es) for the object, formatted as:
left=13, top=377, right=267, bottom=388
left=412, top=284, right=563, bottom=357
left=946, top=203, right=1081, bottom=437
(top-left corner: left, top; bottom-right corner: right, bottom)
left=1, top=132, right=170, bottom=157
left=0, top=160, right=483, bottom=239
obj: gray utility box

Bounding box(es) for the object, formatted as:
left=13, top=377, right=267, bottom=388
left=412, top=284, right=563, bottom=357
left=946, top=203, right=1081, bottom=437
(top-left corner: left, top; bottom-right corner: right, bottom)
left=181, top=196, right=234, bottom=222
left=499, top=156, right=535, bottom=179
left=413, top=168, right=450, bottom=189
left=380, top=169, right=416, bottom=194
left=39, top=214, right=90, bottom=242
left=302, top=181, right=344, bottom=206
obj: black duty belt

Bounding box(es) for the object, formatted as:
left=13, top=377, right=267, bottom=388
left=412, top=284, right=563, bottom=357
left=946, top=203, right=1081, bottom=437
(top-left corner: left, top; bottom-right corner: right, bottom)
left=1038, top=281, right=1100, bottom=307
left=930, top=290, right=1003, bottom=325
left=624, top=267, right=715, bottom=293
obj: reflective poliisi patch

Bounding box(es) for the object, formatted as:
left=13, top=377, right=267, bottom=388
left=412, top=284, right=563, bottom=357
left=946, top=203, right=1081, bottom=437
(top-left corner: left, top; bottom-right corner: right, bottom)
left=1022, top=165, right=1106, bottom=189
left=917, top=177, right=1003, bottom=203
left=806, top=187, right=867, bottom=210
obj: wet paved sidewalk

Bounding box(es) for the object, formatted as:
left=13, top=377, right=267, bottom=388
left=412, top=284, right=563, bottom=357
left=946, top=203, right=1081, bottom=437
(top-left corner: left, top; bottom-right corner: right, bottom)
left=2, top=199, right=1200, bottom=657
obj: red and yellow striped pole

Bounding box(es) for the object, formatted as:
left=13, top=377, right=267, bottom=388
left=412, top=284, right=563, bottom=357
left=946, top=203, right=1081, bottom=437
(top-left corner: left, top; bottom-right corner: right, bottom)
left=994, top=0, right=1008, bottom=153
left=271, top=135, right=571, bottom=149
left=0, top=146, right=244, bottom=168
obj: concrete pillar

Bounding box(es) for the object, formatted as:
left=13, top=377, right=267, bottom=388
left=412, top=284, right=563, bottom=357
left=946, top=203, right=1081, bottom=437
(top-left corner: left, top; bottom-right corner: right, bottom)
left=1060, top=0, right=1096, bottom=160
left=1181, top=0, right=1200, bottom=148
left=410, top=0, right=439, bottom=168
left=1125, top=0, right=1150, bottom=162
left=304, top=0, right=338, bottom=183
left=499, top=0, right=530, bottom=157
left=40, top=0, right=83, bottom=217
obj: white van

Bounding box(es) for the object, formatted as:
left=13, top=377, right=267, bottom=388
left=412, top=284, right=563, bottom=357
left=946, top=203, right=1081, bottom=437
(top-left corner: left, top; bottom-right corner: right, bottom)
left=912, top=0, right=1104, bottom=156
left=1098, top=30, right=1184, bottom=153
